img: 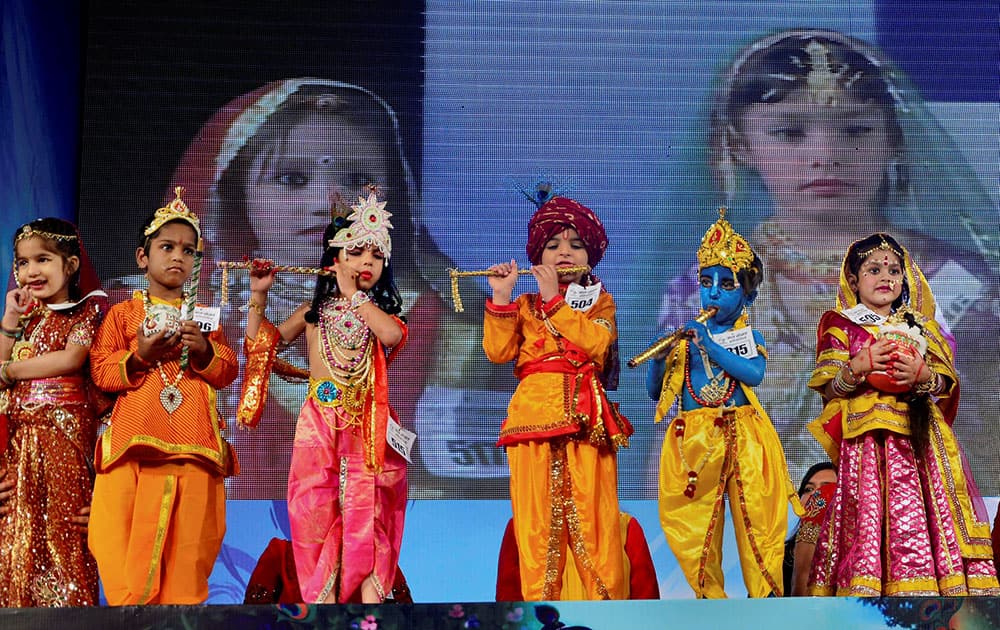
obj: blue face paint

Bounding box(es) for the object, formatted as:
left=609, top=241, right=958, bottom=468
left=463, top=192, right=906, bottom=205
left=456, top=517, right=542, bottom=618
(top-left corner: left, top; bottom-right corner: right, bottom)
left=698, top=265, right=747, bottom=327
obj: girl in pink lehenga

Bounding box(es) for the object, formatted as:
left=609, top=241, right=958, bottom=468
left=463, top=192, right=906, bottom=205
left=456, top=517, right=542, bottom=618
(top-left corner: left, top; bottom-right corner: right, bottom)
left=805, top=233, right=998, bottom=596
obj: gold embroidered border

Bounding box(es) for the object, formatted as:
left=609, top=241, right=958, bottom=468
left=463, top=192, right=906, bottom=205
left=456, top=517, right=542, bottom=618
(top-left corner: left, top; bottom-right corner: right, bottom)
left=140, top=474, right=177, bottom=603
left=543, top=442, right=568, bottom=599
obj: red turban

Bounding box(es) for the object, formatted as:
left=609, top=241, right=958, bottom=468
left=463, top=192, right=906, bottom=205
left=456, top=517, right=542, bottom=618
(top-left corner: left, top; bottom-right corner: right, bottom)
left=525, top=197, right=608, bottom=266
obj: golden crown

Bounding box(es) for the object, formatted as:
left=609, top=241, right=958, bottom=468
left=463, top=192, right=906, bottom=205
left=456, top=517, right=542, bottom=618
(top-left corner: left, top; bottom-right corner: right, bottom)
left=697, top=207, right=755, bottom=273
left=144, top=187, right=202, bottom=247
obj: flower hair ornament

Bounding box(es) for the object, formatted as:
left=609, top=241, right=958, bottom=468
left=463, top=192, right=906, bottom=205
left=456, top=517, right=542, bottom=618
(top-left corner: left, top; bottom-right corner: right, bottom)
left=697, top=206, right=755, bottom=275
left=328, top=191, right=393, bottom=259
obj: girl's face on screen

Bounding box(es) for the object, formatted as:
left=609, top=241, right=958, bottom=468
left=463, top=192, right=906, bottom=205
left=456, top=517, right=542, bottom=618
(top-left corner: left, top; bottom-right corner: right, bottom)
left=736, top=88, right=895, bottom=222
left=243, top=112, right=388, bottom=264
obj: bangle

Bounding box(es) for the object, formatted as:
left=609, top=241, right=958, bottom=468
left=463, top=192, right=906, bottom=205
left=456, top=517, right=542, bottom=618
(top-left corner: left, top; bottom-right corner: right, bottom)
left=831, top=369, right=858, bottom=397
left=0, top=326, right=20, bottom=340
left=0, top=361, right=13, bottom=386
left=841, top=363, right=861, bottom=386
left=244, top=299, right=266, bottom=316
left=132, top=351, right=152, bottom=370
left=349, top=291, right=371, bottom=310
left=914, top=372, right=943, bottom=396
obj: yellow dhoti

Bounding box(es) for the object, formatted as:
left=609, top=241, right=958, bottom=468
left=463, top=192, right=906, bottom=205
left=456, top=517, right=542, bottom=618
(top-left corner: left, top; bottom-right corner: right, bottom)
left=659, top=404, right=790, bottom=598
left=88, top=460, right=226, bottom=605
left=508, top=439, right=626, bottom=600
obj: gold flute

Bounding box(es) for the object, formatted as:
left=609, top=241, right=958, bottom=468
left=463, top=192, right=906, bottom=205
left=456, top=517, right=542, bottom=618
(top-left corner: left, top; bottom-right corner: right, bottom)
left=627, top=307, right=718, bottom=368
left=447, top=265, right=590, bottom=313
left=215, top=260, right=334, bottom=306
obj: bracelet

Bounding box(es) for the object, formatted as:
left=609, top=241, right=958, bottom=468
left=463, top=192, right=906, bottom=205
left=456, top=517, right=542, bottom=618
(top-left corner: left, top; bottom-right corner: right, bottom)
left=0, top=361, right=13, bottom=386
left=831, top=369, right=858, bottom=397
left=0, top=325, right=21, bottom=340
left=244, top=299, right=266, bottom=316
left=349, top=291, right=371, bottom=310
left=913, top=372, right=943, bottom=396
left=131, top=351, right=152, bottom=370
left=841, top=363, right=861, bottom=387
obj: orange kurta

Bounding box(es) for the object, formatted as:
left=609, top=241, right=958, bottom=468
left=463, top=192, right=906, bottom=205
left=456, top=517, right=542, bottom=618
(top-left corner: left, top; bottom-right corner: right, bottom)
left=484, top=291, right=631, bottom=600
left=89, top=291, right=238, bottom=475
left=87, top=291, right=238, bottom=604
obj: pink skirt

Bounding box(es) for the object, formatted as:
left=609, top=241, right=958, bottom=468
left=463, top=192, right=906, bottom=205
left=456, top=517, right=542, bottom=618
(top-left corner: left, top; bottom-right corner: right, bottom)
left=287, top=395, right=407, bottom=602
left=809, top=427, right=998, bottom=596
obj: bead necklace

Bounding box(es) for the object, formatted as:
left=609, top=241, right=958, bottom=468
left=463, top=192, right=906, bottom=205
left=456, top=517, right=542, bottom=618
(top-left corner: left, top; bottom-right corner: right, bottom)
left=317, top=297, right=373, bottom=417
left=684, top=345, right=737, bottom=407
left=142, top=290, right=186, bottom=413
left=672, top=412, right=730, bottom=498
left=319, top=296, right=371, bottom=350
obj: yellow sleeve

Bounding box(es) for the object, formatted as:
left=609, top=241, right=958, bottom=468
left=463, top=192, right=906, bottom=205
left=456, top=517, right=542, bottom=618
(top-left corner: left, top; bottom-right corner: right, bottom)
left=483, top=298, right=522, bottom=364
left=545, top=292, right=615, bottom=363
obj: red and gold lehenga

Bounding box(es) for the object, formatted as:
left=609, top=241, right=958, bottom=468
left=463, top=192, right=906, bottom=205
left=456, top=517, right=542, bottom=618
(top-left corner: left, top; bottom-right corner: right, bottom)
left=0, top=297, right=105, bottom=606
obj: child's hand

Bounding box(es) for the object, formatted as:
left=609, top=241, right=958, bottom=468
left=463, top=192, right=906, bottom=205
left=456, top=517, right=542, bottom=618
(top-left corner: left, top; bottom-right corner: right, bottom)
left=890, top=350, right=929, bottom=388
left=531, top=264, right=560, bottom=302
left=487, top=260, right=519, bottom=305
left=248, top=259, right=277, bottom=293
left=685, top=318, right=710, bottom=348
left=332, top=259, right=360, bottom=298
left=135, top=325, right=181, bottom=365
left=0, top=468, right=12, bottom=516
left=851, top=337, right=896, bottom=376
left=70, top=505, right=90, bottom=533
left=178, top=320, right=210, bottom=361
left=3, top=288, right=32, bottom=321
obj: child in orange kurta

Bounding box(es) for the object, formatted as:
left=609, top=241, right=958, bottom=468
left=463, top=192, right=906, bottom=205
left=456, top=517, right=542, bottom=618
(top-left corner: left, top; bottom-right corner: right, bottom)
left=88, top=191, right=238, bottom=604
left=483, top=196, right=632, bottom=600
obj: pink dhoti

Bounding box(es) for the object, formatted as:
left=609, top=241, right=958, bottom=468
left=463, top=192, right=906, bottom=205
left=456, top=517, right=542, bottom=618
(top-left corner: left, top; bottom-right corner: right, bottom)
left=809, top=426, right=998, bottom=596
left=288, top=395, right=407, bottom=603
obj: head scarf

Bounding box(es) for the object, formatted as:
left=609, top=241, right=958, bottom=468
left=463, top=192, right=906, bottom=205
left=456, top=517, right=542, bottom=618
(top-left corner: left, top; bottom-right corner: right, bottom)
left=525, top=196, right=608, bottom=267
left=9, top=219, right=106, bottom=308
left=835, top=233, right=936, bottom=321
left=709, top=29, right=997, bottom=265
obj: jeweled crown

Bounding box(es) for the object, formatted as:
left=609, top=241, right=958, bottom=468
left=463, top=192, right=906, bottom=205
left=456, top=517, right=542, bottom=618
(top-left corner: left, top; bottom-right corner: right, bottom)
left=144, top=187, right=202, bottom=247
left=697, top=207, right=755, bottom=273
left=328, top=191, right=393, bottom=259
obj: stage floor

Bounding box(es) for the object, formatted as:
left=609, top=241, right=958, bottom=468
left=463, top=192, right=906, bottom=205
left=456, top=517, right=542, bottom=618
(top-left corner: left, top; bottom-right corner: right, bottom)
left=0, top=597, right=993, bottom=629
left=0, top=597, right=988, bottom=630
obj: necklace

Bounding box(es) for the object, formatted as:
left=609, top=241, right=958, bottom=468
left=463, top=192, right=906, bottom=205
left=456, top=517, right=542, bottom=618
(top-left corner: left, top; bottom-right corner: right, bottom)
left=320, top=296, right=371, bottom=350
left=317, top=297, right=373, bottom=417
left=142, top=290, right=186, bottom=413
left=157, top=360, right=185, bottom=413
left=673, top=411, right=731, bottom=499
left=684, top=345, right=737, bottom=407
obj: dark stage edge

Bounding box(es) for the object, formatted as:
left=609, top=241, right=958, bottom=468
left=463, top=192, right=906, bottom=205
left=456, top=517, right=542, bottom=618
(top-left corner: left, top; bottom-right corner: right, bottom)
left=0, top=597, right=996, bottom=629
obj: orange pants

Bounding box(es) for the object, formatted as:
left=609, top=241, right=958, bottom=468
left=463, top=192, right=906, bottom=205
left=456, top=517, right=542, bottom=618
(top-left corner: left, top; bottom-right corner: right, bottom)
left=88, top=460, right=226, bottom=605
left=507, top=439, right=626, bottom=600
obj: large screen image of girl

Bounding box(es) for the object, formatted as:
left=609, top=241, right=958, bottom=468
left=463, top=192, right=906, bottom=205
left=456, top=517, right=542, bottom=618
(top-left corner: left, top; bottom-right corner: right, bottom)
left=78, top=1, right=999, bottom=501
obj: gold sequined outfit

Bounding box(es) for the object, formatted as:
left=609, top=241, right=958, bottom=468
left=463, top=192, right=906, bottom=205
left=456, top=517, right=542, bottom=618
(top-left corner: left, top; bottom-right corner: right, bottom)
left=0, top=298, right=103, bottom=606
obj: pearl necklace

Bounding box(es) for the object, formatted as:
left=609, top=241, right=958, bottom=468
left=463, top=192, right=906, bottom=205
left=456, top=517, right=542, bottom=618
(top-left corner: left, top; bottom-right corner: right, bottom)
left=142, top=290, right=186, bottom=414
left=317, top=297, right=373, bottom=417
